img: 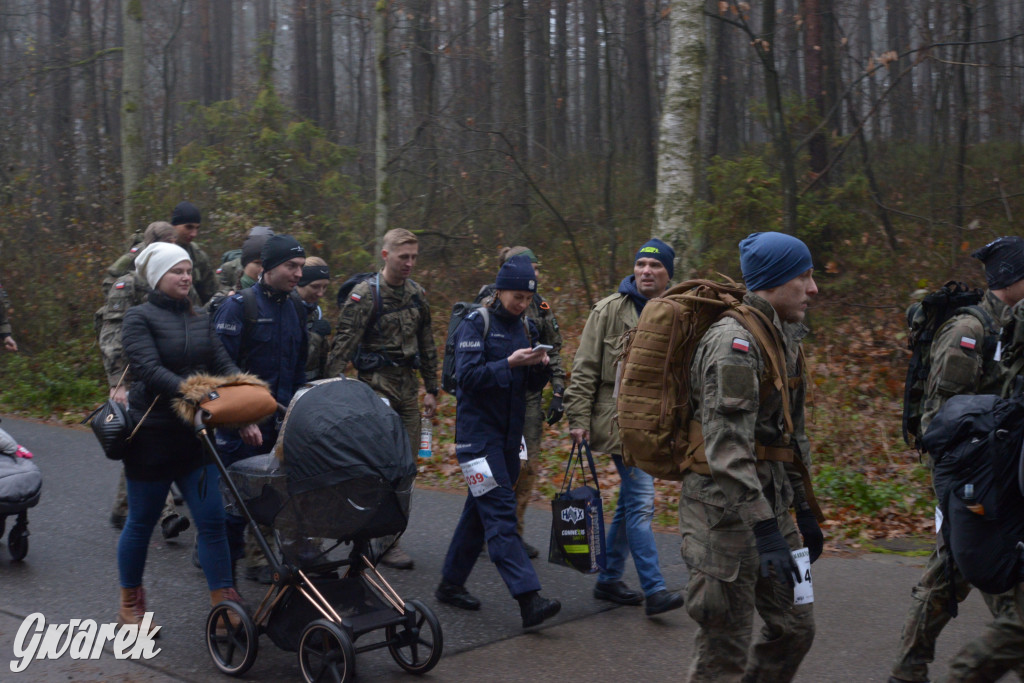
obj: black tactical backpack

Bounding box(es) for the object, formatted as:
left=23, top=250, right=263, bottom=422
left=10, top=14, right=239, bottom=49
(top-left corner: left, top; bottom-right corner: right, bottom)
left=440, top=303, right=490, bottom=394
left=902, top=281, right=995, bottom=447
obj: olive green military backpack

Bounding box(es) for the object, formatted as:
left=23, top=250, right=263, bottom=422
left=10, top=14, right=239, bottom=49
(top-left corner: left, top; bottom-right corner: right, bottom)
left=616, top=278, right=791, bottom=480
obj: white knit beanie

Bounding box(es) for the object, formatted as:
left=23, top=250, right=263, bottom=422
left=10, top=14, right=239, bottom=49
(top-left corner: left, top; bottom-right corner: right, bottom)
left=135, top=242, right=192, bottom=290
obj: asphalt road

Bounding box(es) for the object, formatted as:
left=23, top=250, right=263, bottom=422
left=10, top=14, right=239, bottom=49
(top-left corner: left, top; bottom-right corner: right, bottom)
left=0, top=415, right=1001, bottom=682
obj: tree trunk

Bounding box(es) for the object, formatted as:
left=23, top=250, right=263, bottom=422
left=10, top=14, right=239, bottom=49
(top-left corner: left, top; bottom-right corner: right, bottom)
left=374, top=0, right=390, bottom=253
left=471, top=0, right=493, bottom=128
left=318, top=0, right=336, bottom=133
left=802, top=0, right=828, bottom=177
left=255, top=0, right=275, bottom=85
left=698, top=0, right=720, bottom=200
left=624, top=0, right=656, bottom=192
left=502, top=0, right=530, bottom=227
left=49, top=0, right=74, bottom=225
left=654, top=0, right=704, bottom=275
left=528, top=0, right=549, bottom=166
left=886, top=1, right=914, bottom=141
left=582, top=0, right=600, bottom=151
left=552, top=0, right=568, bottom=154
left=121, top=0, right=145, bottom=236
left=213, top=0, right=233, bottom=100
left=954, top=1, right=973, bottom=232
left=758, top=0, right=799, bottom=233
left=295, top=0, right=319, bottom=121
left=80, top=0, right=104, bottom=212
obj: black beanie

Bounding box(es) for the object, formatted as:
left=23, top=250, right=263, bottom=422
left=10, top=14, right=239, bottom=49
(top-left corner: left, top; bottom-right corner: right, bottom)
left=261, top=234, right=306, bottom=272
left=494, top=253, right=537, bottom=292
left=241, top=233, right=270, bottom=267
left=299, top=265, right=330, bottom=286
left=972, top=236, right=1024, bottom=290
left=171, top=201, right=201, bottom=226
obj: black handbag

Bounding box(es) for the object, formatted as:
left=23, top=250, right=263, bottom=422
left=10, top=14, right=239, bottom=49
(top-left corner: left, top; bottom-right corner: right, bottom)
left=83, top=367, right=156, bottom=461
left=548, top=439, right=607, bottom=574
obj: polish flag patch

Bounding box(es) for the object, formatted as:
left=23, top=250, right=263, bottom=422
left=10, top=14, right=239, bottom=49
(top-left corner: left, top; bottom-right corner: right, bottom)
left=350, top=293, right=362, bottom=302
left=114, top=281, right=126, bottom=290
left=732, top=338, right=750, bottom=353
left=960, top=336, right=977, bottom=350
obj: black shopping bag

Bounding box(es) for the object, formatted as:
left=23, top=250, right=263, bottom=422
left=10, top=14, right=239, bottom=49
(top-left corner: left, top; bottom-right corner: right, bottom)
left=548, top=440, right=607, bottom=574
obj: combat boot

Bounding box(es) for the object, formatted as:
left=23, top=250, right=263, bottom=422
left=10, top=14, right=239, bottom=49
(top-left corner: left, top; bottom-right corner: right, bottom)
left=517, top=591, right=561, bottom=628
left=118, top=586, right=160, bottom=637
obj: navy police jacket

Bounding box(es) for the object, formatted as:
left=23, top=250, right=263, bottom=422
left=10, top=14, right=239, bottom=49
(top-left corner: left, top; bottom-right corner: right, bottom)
left=214, top=282, right=308, bottom=408
left=454, top=302, right=551, bottom=459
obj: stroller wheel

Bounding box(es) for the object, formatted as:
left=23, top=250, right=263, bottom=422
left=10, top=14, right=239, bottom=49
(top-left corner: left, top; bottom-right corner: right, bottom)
left=8, top=524, right=28, bottom=562
left=386, top=599, right=443, bottom=674
left=299, top=619, right=355, bottom=683
left=206, top=601, right=258, bottom=676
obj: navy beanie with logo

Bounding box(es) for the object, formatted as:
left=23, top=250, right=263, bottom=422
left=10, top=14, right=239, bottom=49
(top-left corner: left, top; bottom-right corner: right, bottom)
left=171, top=201, right=201, bottom=226
left=972, top=236, right=1024, bottom=291
left=739, top=232, right=813, bottom=292
left=261, top=234, right=306, bottom=272
left=634, top=238, right=675, bottom=279
left=494, top=253, right=537, bottom=292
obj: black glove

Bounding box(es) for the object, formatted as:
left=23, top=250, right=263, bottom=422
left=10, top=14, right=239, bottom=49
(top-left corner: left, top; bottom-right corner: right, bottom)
left=753, top=518, right=802, bottom=587
left=311, top=319, right=332, bottom=337
left=546, top=393, right=564, bottom=425
left=795, top=503, right=823, bottom=563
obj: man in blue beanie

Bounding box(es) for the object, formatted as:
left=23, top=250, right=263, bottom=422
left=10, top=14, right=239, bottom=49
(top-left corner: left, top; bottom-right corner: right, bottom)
left=680, top=231, right=820, bottom=681
left=564, top=237, right=685, bottom=616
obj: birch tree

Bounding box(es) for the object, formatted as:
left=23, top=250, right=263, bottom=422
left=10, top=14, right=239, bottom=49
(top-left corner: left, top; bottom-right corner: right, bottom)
left=653, top=0, right=705, bottom=276
left=121, top=0, right=145, bottom=236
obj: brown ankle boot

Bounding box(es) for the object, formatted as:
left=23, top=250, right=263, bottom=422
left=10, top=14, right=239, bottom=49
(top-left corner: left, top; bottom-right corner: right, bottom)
left=210, top=587, right=244, bottom=634
left=118, top=586, right=159, bottom=636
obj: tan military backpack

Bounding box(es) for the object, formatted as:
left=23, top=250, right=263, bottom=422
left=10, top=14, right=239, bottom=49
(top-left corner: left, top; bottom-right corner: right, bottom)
left=615, top=278, right=793, bottom=481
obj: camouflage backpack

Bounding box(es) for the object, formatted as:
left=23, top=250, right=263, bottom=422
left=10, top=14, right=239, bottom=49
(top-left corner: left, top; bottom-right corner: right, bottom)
left=902, top=281, right=994, bottom=448
left=616, top=278, right=793, bottom=481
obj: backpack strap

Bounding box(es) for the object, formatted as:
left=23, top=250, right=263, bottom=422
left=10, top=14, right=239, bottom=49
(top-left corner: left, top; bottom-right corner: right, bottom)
left=721, top=305, right=794, bottom=434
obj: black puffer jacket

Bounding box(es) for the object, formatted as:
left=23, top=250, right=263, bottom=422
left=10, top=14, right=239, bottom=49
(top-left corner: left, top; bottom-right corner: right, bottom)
left=122, top=290, right=239, bottom=479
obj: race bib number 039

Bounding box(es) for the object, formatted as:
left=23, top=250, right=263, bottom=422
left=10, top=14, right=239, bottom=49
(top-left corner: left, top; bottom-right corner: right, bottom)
left=460, top=456, right=498, bottom=497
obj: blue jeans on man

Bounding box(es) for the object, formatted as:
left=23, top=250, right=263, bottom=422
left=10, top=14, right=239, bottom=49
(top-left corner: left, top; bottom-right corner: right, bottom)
left=598, top=455, right=665, bottom=596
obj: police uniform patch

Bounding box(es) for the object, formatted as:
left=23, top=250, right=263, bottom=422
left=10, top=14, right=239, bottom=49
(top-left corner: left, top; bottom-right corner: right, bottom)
left=731, top=338, right=750, bottom=353
left=960, top=336, right=977, bottom=350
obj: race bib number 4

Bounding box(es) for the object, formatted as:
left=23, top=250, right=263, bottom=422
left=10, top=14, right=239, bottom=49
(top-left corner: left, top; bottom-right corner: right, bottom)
left=460, top=456, right=498, bottom=497
left=792, top=547, right=814, bottom=605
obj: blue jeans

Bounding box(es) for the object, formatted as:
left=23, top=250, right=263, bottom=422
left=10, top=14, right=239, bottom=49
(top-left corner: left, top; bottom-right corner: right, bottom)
left=598, top=455, right=665, bottom=596
left=119, top=464, right=232, bottom=590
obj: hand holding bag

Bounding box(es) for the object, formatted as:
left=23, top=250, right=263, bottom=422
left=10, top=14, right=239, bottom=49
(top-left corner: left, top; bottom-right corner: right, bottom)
left=82, top=366, right=156, bottom=460
left=548, top=439, right=607, bottom=574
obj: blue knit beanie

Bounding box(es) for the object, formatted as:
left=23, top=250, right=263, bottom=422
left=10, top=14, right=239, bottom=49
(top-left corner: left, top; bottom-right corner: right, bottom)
left=972, top=236, right=1024, bottom=290
left=635, top=238, right=675, bottom=279
left=739, top=232, right=813, bottom=291
left=494, top=253, right=537, bottom=292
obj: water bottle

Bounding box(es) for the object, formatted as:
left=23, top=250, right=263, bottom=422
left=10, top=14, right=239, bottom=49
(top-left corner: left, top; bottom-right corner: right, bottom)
left=418, top=417, right=433, bottom=459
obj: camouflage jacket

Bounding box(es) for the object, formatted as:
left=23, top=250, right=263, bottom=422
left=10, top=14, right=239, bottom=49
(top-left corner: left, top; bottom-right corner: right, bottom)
left=686, top=292, right=812, bottom=527
left=475, top=284, right=565, bottom=393
left=99, top=271, right=203, bottom=387
left=564, top=291, right=638, bottom=455
left=216, top=257, right=242, bottom=292
left=296, top=294, right=331, bottom=381
left=922, top=289, right=1009, bottom=435
left=326, top=271, right=439, bottom=393
left=183, top=242, right=217, bottom=305
left=102, top=248, right=143, bottom=298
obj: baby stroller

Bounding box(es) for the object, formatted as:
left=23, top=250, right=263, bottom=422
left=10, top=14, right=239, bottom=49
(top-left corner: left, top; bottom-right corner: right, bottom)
left=195, top=378, right=442, bottom=682
left=0, top=422, right=41, bottom=561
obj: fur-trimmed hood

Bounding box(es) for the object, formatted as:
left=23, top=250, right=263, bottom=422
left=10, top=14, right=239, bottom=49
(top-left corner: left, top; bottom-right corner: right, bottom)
left=173, top=372, right=273, bottom=429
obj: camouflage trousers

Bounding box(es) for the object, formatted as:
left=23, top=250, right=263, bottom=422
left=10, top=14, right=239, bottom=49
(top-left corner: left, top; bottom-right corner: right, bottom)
left=359, top=367, right=422, bottom=455
left=514, top=390, right=543, bottom=537
left=891, top=536, right=1024, bottom=682
left=680, top=503, right=814, bottom=683
left=112, top=470, right=181, bottom=523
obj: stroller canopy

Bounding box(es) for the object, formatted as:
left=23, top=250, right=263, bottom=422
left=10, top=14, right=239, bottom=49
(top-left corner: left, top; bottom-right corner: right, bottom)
left=277, top=378, right=417, bottom=495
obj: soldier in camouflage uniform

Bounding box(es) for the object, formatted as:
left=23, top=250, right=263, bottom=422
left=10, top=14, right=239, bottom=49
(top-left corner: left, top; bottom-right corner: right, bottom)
left=891, top=237, right=1024, bottom=683
left=326, top=228, right=438, bottom=569
left=215, top=226, right=274, bottom=293
left=170, top=201, right=217, bottom=305
left=475, top=247, right=565, bottom=558
left=295, top=257, right=332, bottom=381
left=102, top=222, right=176, bottom=298
left=681, top=232, right=821, bottom=682
left=0, top=280, right=16, bottom=352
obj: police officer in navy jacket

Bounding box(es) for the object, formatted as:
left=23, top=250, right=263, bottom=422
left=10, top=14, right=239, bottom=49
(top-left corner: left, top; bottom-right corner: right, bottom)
left=435, top=254, right=561, bottom=629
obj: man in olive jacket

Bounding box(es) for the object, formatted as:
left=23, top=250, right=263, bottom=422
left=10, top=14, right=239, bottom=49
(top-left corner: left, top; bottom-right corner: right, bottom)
left=564, top=238, right=684, bottom=617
